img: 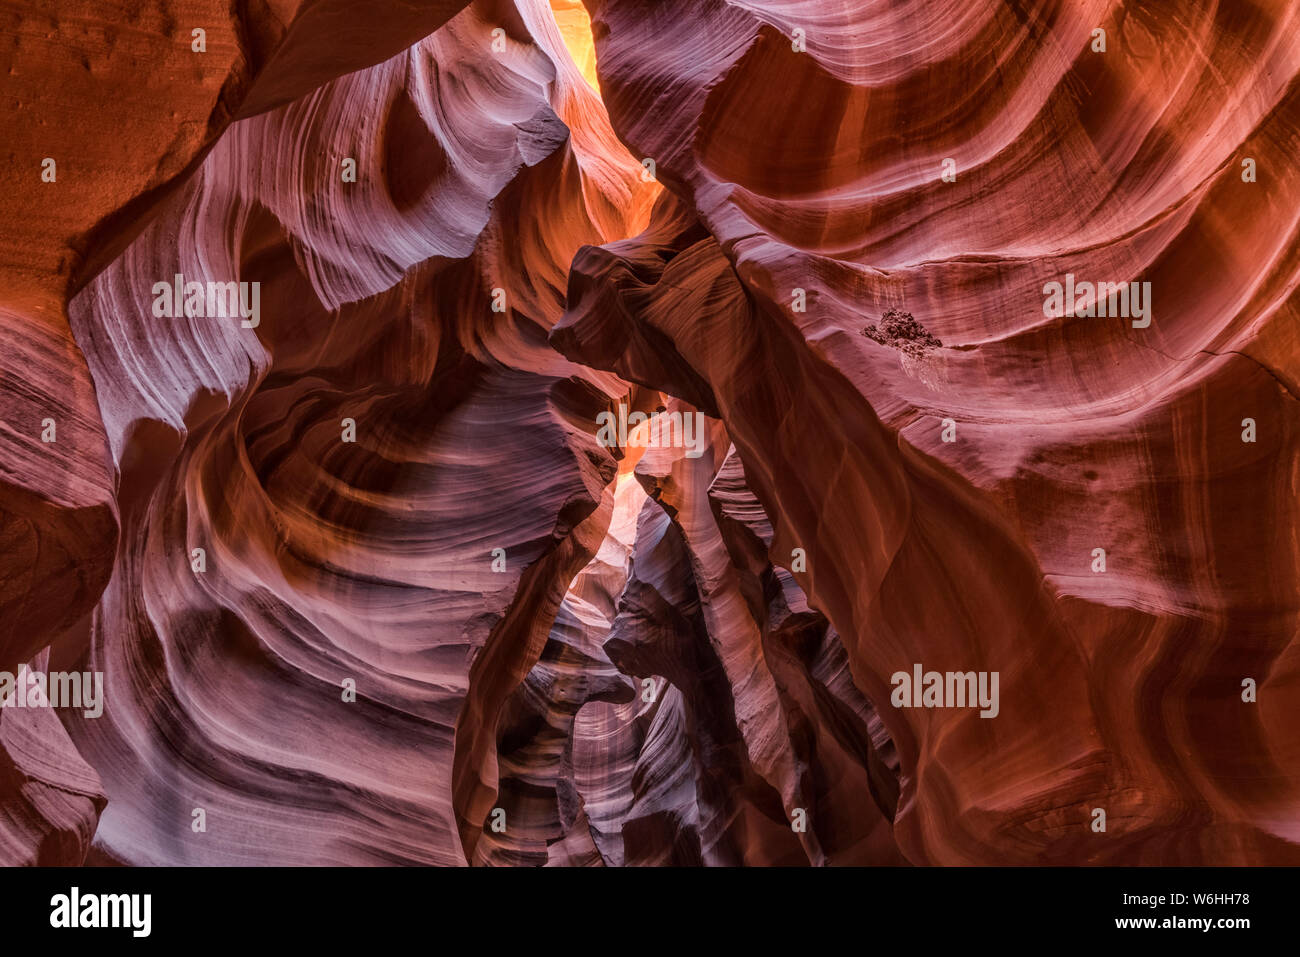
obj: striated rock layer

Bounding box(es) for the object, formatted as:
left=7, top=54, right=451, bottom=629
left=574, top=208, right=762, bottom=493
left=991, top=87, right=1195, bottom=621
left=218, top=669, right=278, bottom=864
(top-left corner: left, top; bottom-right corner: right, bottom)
left=0, top=0, right=1298, bottom=865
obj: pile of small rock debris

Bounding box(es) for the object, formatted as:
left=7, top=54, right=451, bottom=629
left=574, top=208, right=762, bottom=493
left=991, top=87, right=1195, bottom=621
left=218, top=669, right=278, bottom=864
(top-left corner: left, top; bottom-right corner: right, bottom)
left=862, top=308, right=943, bottom=358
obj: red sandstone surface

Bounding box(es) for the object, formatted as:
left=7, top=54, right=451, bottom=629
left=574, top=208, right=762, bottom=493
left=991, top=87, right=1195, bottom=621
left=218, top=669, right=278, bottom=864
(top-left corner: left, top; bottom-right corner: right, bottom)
left=1, top=0, right=1298, bottom=865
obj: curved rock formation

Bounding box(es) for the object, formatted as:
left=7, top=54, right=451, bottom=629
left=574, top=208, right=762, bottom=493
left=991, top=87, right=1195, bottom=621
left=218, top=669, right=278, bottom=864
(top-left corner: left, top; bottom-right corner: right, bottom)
left=2, top=0, right=1299, bottom=866
left=556, top=0, right=1300, bottom=863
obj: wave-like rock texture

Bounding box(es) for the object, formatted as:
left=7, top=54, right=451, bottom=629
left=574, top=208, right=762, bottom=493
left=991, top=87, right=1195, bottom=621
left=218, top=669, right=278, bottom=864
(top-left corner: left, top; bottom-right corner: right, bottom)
left=0, top=0, right=475, bottom=666
left=1, top=0, right=1299, bottom=865
left=557, top=0, right=1300, bottom=864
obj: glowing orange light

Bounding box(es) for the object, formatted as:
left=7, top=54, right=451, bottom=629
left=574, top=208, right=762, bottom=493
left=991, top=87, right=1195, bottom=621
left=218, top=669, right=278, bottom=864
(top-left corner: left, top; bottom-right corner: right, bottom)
left=550, top=0, right=601, bottom=94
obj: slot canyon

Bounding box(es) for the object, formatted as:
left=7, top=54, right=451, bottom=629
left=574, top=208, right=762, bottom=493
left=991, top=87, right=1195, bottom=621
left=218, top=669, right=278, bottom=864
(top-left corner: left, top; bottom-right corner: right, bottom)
left=2, top=0, right=1299, bottom=867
